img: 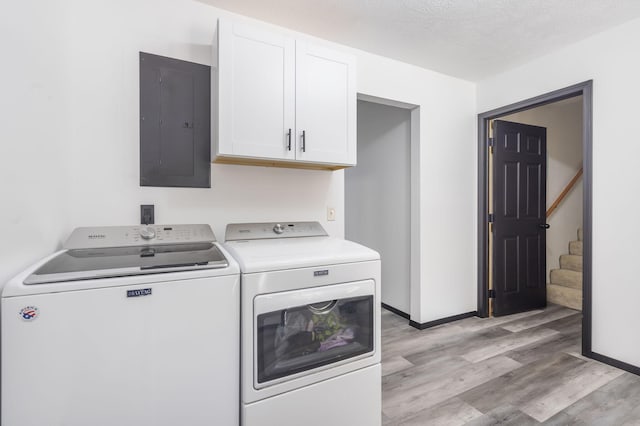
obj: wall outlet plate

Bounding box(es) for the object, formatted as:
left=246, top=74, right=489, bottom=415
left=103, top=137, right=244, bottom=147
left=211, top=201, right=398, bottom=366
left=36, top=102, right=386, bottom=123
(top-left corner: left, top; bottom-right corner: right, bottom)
left=327, top=207, right=336, bottom=221
left=141, top=204, right=155, bottom=225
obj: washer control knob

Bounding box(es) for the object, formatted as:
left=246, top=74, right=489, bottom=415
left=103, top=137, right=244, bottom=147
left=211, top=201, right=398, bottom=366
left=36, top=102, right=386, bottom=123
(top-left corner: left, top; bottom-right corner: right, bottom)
left=140, top=226, right=156, bottom=240
left=273, top=223, right=285, bottom=235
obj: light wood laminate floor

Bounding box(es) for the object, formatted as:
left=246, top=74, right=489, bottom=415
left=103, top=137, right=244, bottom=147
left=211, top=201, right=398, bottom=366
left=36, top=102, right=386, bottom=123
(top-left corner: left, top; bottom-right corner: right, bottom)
left=381, top=305, right=640, bottom=425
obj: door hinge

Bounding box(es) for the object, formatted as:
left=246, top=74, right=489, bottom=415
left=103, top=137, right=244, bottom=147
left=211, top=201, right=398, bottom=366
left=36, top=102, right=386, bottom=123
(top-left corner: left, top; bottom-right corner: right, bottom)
left=488, top=138, right=494, bottom=154
left=488, top=213, right=494, bottom=223
left=488, top=289, right=496, bottom=299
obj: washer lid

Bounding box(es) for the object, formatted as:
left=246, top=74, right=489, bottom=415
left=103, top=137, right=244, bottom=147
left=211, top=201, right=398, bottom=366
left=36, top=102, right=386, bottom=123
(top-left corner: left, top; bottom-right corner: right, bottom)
left=23, top=224, right=229, bottom=285
left=223, top=236, right=379, bottom=274
left=24, top=243, right=229, bottom=285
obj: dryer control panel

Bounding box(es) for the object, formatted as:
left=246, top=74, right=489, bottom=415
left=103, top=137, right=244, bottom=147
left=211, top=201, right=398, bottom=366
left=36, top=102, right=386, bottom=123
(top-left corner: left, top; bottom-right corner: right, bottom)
left=225, top=222, right=328, bottom=241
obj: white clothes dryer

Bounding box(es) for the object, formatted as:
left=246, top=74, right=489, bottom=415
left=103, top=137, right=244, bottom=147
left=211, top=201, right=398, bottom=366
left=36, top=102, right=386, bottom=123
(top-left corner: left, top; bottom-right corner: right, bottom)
left=2, top=224, right=240, bottom=426
left=224, top=221, right=381, bottom=426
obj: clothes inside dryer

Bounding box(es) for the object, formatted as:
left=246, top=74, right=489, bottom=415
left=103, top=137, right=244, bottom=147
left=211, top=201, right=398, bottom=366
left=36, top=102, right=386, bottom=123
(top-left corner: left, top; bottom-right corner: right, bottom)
left=257, top=295, right=373, bottom=384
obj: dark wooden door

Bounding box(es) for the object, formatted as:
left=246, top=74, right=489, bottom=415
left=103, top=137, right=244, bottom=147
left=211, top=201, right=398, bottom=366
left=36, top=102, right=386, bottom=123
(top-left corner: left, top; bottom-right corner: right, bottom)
left=493, top=120, right=547, bottom=316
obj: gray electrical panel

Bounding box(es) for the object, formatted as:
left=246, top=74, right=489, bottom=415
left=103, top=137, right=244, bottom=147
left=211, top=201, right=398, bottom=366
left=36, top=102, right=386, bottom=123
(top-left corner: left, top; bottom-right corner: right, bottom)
left=139, top=52, right=211, bottom=188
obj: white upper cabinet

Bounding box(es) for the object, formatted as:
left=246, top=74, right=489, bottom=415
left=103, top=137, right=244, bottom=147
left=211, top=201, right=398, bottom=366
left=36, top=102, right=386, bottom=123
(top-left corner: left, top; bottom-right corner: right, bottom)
left=213, top=19, right=356, bottom=170
left=295, top=42, right=356, bottom=166
left=216, top=20, right=296, bottom=161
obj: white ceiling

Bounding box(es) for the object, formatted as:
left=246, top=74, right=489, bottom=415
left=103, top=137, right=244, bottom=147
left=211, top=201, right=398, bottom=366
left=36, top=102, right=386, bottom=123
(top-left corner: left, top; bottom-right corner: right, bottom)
left=199, top=0, right=640, bottom=81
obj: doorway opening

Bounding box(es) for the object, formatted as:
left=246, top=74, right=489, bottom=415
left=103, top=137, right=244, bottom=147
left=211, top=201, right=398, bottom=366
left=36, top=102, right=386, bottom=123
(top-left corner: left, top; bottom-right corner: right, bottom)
left=477, top=81, right=593, bottom=354
left=346, top=94, right=420, bottom=322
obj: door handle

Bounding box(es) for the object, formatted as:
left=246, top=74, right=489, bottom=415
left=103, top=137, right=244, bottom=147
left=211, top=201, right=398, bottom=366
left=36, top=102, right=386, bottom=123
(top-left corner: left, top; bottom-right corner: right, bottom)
left=539, top=223, right=551, bottom=229
left=287, top=128, right=292, bottom=151
left=307, top=300, right=338, bottom=315
left=301, top=130, right=306, bottom=152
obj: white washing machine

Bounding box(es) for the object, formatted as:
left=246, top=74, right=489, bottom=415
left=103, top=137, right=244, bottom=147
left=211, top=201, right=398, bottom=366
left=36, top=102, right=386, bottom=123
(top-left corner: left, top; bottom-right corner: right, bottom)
left=224, top=221, right=381, bottom=426
left=2, top=224, right=240, bottom=426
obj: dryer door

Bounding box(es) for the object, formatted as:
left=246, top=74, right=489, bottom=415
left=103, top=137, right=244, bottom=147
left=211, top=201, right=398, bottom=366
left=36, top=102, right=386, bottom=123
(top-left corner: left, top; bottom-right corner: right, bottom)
left=254, top=280, right=374, bottom=388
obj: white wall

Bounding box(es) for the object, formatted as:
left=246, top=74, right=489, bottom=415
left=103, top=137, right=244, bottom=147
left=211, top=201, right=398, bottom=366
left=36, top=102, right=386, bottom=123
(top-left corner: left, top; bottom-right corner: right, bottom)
left=346, top=101, right=412, bottom=314
left=501, top=98, right=583, bottom=281
left=0, top=0, right=477, bottom=324
left=0, top=0, right=343, bottom=287
left=356, top=58, right=477, bottom=323
left=478, top=17, right=640, bottom=367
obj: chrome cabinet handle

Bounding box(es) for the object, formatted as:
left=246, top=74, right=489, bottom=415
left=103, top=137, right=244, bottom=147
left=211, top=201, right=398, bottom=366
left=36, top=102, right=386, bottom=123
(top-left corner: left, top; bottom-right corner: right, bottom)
left=301, top=130, right=306, bottom=152
left=287, top=128, right=292, bottom=151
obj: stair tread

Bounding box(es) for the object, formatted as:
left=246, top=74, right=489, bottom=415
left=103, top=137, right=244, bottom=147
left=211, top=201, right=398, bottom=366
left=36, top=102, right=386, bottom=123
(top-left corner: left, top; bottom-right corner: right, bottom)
left=550, top=268, right=582, bottom=275
left=569, top=240, right=583, bottom=256
left=547, top=283, right=582, bottom=311
left=559, top=254, right=583, bottom=272
left=550, top=268, right=582, bottom=289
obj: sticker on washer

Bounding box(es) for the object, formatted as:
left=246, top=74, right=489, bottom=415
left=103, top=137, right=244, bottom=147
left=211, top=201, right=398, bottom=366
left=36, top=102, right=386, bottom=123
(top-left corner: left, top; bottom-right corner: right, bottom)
left=19, top=306, right=39, bottom=321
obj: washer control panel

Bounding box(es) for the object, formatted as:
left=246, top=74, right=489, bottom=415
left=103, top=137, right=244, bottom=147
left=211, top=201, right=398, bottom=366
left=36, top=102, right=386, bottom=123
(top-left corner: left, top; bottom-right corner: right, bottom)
left=139, top=226, right=156, bottom=240
left=64, top=224, right=216, bottom=249
left=225, top=222, right=328, bottom=241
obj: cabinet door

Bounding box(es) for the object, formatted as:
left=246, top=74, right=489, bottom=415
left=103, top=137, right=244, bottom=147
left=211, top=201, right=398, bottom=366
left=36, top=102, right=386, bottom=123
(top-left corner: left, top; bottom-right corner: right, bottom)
left=217, top=20, right=296, bottom=160
left=295, top=42, right=356, bottom=166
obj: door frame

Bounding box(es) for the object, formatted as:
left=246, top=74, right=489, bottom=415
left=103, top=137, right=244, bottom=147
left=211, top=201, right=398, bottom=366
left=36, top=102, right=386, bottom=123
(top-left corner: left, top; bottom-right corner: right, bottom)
left=476, top=80, right=593, bottom=355
left=355, top=93, right=422, bottom=323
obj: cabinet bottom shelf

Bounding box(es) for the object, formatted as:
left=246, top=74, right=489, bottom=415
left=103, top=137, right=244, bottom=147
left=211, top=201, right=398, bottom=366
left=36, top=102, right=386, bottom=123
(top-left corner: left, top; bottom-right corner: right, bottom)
left=213, top=156, right=351, bottom=171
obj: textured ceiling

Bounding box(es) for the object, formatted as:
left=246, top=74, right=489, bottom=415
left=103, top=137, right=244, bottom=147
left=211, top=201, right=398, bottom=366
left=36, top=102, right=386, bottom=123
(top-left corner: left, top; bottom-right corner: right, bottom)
left=199, top=0, right=640, bottom=81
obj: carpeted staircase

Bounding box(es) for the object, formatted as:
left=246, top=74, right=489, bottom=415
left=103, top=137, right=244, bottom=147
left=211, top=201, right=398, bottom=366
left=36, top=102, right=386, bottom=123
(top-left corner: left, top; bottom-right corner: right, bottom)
left=547, top=227, right=583, bottom=311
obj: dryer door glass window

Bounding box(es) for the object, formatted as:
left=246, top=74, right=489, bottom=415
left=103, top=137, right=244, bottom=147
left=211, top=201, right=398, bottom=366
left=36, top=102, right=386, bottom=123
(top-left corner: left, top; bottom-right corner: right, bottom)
left=257, top=295, right=373, bottom=384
